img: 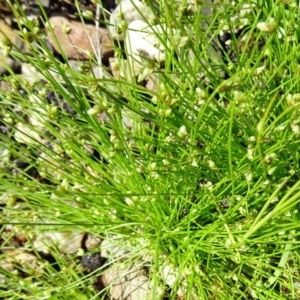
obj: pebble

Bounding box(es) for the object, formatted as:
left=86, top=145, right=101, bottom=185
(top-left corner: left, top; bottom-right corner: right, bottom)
left=145, top=72, right=160, bottom=92
left=21, top=63, right=46, bottom=81
left=22, top=60, right=99, bottom=83
left=109, top=57, right=142, bottom=83
left=108, top=0, right=153, bottom=41
left=85, top=233, right=102, bottom=250
left=22, top=37, right=53, bottom=56
left=81, top=253, right=107, bottom=272
left=100, top=236, right=130, bottom=259
left=14, top=122, right=42, bottom=145
left=0, top=249, right=44, bottom=276
left=33, top=231, right=85, bottom=254
left=0, top=20, right=23, bottom=74
left=101, top=263, right=153, bottom=300
left=47, top=16, right=114, bottom=60
left=125, top=20, right=168, bottom=66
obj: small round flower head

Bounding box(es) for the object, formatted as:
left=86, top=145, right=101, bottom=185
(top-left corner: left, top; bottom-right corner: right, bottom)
left=61, top=23, right=71, bottom=34
left=291, top=121, right=300, bottom=134
left=233, top=91, right=246, bottom=103
left=82, top=10, right=94, bottom=19
left=257, top=18, right=277, bottom=33
left=177, top=125, right=188, bottom=139
left=88, top=104, right=103, bottom=115
left=196, top=87, right=207, bottom=99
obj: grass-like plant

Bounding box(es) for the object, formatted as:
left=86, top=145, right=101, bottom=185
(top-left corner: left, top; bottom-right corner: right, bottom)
left=1, top=0, right=300, bottom=299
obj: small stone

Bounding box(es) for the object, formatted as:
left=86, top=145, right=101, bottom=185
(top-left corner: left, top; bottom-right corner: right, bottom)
left=47, top=16, right=114, bottom=60
left=5, top=224, right=27, bottom=243
left=22, top=60, right=96, bottom=83
left=109, top=57, right=141, bottom=81
left=121, top=108, right=134, bottom=129
left=21, top=63, right=45, bottom=82
left=84, top=233, right=102, bottom=250
left=100, top=236, right=130, bottom=259
left=81, top=253, right=107, bottom=271
left=109, top=57, right=120, bottom=79
left=0, top=20, right=23, bottom=74
left=33, top=231, right=85, bottom=254
left=40, top=0, right=50, bottom=7
left=14, top=122, right=42, bottom=145
left=92, top=63, right=119, bottom=92
left=145, top=73, right=160, bottom=92
left=101, top=263, right=152, bottom=300
left=108, top=0, right=153, bottom=41
left=0, top=0, right=12, bottom=14
left=22, top=37, right=53, bottom=56
left=1, top=249, right=43, bottom=276
left=125, top=20, right=168, bottom=66
left=0, top=80, right=11, bottom=91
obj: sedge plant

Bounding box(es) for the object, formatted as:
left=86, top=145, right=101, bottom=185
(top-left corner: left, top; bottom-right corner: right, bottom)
left=1, top=0, right=300, bottom=299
